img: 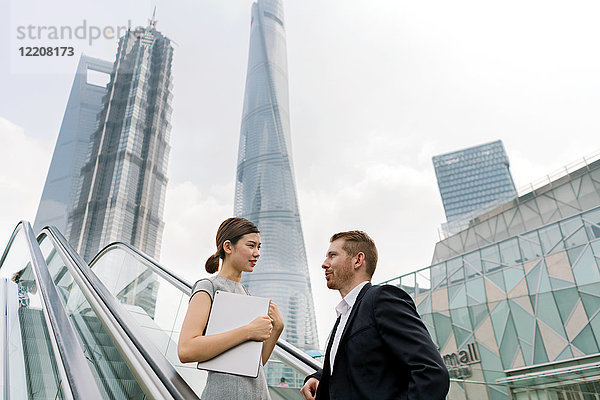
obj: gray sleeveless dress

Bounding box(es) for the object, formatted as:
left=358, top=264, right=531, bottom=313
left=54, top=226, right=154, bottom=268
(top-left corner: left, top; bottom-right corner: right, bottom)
left=190, top=276, right=271, bottom=400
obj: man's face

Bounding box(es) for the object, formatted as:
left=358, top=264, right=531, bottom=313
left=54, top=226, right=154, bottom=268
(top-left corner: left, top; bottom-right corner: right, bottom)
left=322, top=239, right=355, bottom=291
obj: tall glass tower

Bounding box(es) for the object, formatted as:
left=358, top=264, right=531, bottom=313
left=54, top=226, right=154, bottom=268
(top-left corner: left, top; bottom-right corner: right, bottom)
left=235, top=0, right=319, bottom=359
left=433, top=140, right=517, bottom=235
left=67, top=14, right=173, bottom=262
left=34, top=55, right=113, bottom=235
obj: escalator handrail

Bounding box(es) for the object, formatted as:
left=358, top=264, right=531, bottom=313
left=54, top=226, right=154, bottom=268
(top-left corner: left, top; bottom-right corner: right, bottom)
left=91, top=241, right=192, bottom=295
left=274, top=340, right=321, bottom=372
left=0, top=222, right=104, bottom=400
left=41, top=226, right=200, bottom=400
left=91, top=241, right=323, bottom=372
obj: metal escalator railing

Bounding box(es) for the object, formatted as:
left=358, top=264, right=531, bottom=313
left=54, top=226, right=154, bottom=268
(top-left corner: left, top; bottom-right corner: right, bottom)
left=88, top=240, right=321, bottom=395
left=0, top=221, right=103, bottom=400
left=38, top=226, right=200, bottom=400
left=2, top=221, right=322, bottom=399
left=37, top=231, right=149, bottom=399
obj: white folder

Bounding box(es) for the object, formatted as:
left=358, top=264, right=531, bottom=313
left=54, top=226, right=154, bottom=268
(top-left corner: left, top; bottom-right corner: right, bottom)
left=196, top=290, right=270, bottom=378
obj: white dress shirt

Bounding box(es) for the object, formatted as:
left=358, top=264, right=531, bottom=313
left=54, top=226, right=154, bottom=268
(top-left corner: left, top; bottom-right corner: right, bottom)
left=329, top=281, right=369, bottom=373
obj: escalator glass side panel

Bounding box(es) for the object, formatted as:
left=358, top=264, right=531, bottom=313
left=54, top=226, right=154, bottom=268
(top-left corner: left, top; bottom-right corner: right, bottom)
left=37, top=235, right=147, bottom=400
left=3, top=279, right=27, bottom=400
left=0, top=229, right=65, bottom=400
left=91, top=247, right=207, bottom=397
left=265, top=356, right=308, bottom=390
left=91, top=244, right=321, bottom=399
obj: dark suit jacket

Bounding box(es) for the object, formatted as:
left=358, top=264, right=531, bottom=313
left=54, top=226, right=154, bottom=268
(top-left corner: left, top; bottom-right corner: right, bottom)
left=307, top=283, right=449, bottom=400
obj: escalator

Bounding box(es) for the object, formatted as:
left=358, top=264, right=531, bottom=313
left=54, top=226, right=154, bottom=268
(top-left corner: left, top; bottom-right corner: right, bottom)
left=0, top=221, right=321, bottom=399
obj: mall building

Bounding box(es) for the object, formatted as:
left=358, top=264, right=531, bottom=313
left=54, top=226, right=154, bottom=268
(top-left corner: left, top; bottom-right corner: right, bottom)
left=383, top=154, right=600, bottom=399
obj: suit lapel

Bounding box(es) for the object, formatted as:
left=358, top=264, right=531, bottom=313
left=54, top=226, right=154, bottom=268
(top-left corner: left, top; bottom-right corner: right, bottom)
left=332, top=283, right=372, bottom=366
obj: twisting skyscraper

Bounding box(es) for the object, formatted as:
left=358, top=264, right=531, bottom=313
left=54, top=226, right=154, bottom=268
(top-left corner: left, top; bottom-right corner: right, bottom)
left=67, top=14, right=173, bottom=262
left=235, top=0, right=319, bottom=361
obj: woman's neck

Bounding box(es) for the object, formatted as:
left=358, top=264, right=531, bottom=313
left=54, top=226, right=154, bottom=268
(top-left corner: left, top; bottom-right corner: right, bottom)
left=217, top=262, right=242, bottom=282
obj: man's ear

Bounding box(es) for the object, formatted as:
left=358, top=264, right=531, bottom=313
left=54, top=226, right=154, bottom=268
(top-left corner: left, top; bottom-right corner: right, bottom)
left=354, top=252, right=365, bottom=270
left=223, top=240, right=233, bottom=255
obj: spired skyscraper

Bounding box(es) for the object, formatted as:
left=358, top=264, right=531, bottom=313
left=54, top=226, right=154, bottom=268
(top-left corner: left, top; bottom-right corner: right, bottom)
left=67, top=14, right=174, bottom=262
left=235, top=0, right=319, bottom=357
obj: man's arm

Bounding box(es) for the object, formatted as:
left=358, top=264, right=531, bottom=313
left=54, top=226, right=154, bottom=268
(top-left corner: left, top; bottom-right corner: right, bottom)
left=373, top=285, right=450, bottom=400
left=307, top=368, right=322, bottom=382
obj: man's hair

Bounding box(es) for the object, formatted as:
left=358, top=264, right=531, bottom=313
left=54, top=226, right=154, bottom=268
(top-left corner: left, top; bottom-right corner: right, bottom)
left=330, top=230, right=378, bottom=277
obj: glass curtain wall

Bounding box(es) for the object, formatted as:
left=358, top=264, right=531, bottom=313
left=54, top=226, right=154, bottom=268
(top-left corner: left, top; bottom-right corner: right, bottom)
left=384, top=206, right=600, bottom=399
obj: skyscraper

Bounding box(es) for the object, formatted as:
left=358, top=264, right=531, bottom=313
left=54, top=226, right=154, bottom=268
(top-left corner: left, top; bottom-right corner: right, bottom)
left=67, top=14, right=173, bottom=262
left=433, top=140, right=517, bottom=235
left=235, top=0, right=319, bottom=358
left=34, top=55, right=113, bottom=234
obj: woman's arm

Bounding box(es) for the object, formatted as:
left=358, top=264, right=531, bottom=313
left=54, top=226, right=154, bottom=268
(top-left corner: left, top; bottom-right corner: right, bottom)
left=261, top=301, right=284, bottom=365
left=178, top=291, right=273, bottom=363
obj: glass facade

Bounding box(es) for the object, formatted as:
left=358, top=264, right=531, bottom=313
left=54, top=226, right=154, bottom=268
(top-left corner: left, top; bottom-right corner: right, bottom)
left=384, top=161, right=600, bottom=399
left=67, top=17, right=173, bottom=262
left=34, top=55, right=113, bottom=235
left=433, top=159, right=600, bottom=264
left=234, top=0, right=319, bottom=385
left=433, top=140, right=517, bottom=234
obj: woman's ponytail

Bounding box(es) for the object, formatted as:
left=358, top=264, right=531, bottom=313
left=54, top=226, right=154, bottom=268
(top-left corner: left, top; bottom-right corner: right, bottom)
left=205, top=253, right=220, bottom=274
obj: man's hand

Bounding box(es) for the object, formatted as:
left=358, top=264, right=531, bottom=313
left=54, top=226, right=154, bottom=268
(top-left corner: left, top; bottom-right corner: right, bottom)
left=300, top=377, right=319, bottom=400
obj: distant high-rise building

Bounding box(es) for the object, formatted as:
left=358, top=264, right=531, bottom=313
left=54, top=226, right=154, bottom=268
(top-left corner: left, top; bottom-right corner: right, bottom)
left=235, top=0, right=319, bottom=364
left=433, top=140, right=517, bottom=234
left=67, top=14, right=173, bottom=262
left=34, top=55, right=113, bottom=234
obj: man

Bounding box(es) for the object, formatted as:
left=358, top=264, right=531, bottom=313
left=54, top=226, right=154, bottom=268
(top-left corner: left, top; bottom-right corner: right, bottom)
left=301, top=231, right=449, bottom=400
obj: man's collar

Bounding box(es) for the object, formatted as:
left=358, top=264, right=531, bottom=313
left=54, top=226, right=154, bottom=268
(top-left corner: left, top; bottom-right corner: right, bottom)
left=336, top=281, right=369, bottom=316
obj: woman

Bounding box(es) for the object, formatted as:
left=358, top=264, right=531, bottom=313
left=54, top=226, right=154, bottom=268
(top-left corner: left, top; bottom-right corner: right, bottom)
left=178, top=217, right=284, bottom=400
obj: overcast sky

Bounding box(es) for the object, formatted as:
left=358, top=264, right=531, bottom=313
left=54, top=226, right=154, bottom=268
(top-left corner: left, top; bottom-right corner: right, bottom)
left=1, top=0, right=600, bottom=347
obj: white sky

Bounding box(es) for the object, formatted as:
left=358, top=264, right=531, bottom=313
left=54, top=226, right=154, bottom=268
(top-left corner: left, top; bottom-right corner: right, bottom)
left=1, top=0, right=600, bottom=347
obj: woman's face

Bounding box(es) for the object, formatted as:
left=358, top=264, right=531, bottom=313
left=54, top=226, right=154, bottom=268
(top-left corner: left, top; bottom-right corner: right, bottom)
left=228, top=232, right=261, bottom=272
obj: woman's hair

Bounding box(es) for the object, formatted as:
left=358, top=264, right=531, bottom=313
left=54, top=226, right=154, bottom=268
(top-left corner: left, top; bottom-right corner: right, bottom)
left=205, top=217, right=260, bottom=273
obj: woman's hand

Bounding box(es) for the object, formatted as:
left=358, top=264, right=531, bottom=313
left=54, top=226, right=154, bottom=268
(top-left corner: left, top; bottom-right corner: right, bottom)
left=268, top=300, right=284, bottom=333
left=246, top=316, right=273, bottom=341
left=260, top=301, right=284, bottom=365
